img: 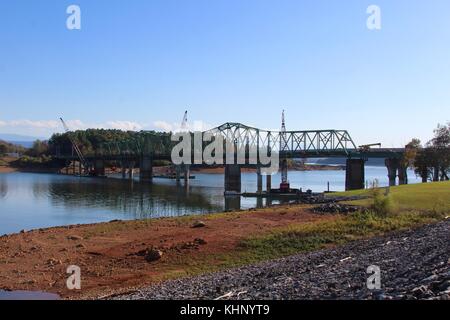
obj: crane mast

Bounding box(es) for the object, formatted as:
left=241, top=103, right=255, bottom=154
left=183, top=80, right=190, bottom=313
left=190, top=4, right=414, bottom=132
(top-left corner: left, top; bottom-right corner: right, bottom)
left=181, top=110, right=188, bottom=131
left=59, top=118, right=86, bottom=171
left=279, top=110, right=290, bottom=191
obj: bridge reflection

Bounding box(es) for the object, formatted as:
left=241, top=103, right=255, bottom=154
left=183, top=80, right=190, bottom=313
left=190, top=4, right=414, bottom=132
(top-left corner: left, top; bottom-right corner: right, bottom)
left=42, top=178, right=224, bottom=219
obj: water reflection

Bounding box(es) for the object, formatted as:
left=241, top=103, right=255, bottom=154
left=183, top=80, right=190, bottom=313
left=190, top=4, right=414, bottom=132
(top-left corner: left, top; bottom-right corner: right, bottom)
left=46, top=177, right=223, bottom=219
left=0, top=169, right=422, bottom=235
left=0, top=290, right=60, bottom=300
left=0, top=177, right=7, bottom=199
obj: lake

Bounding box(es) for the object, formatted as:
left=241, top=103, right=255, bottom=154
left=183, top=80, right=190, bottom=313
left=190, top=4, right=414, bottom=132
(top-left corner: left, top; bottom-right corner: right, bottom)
left=0, top=167, right=421, bottom=235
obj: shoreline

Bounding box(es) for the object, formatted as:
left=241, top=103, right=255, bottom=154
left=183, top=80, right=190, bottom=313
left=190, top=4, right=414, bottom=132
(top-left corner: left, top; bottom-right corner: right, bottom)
left=0, top=203, right=333, bottom=299
left=0, top=164, right=345, bottom=176
left=0, top=201, right=446, bottom=300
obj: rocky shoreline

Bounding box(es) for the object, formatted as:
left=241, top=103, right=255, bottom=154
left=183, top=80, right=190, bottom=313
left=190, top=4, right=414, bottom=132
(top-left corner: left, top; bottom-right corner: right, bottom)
left=113, top=220, right=450, bottom=300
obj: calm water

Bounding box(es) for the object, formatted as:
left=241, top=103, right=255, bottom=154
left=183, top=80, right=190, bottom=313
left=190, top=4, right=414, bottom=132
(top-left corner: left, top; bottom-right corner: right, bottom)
left=0, top=167, right=420, bottom=235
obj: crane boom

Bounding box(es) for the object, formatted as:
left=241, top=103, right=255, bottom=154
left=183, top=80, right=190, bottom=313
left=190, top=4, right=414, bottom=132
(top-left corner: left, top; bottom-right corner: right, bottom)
left=181, top=110, right=188, bottom=131
left=59, top=118, right=86, bottom=166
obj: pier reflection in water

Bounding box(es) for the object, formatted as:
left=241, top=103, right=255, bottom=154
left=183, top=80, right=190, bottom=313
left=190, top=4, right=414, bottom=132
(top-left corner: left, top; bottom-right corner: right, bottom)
left=0, top=173, right=227, bottom=235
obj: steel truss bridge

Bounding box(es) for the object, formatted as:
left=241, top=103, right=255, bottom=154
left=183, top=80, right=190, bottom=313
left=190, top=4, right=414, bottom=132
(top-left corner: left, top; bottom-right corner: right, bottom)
left=57, top=122, right=405, bottom=161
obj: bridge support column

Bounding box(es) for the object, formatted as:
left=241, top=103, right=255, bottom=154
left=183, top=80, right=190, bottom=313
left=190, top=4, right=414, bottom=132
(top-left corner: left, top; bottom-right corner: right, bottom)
left=266, top=174, right=272, bottom=193
left=139, top=156, right=153, bottom=182
left=224, top=164, right=241, bottom=194
left=225, top=196, right=241, bottom=212
left=398, top=163, right=408, bottom=185
left=176, top=165, right=181, bottom=183
left=257, top=167, right=263, bottom=194
left=385, top=158, right=399, bottom=187
left=121, top=162, right=127, bottom=179
left=93, top=159, right=106, bottom=177
left=184, top=165, right=190, bottom=185
left=345, top=159, right=365, bottom=191
left=128, top=162, right=135, bottom=180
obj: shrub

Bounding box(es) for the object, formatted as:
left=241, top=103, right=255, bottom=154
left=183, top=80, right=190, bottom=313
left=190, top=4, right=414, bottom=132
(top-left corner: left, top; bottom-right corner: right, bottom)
left=369, top=188, right=394, bottom=216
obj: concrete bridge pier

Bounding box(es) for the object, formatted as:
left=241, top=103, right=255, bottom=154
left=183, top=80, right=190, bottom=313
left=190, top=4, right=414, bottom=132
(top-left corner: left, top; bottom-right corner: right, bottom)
left=225, top=196, right=241, bottom=212
left=128, top=161, right=135, bottom=180
left=183, top=165, right=190, bottom=185
left=398, top=163, right=408, bottom=185
left=93, top=159, right=106, bottom=177
left=345, top=159, right=365, bottom=191
left=175, top=165, right=181, bottom=183
left=121, top=162, right=127, bottom=179
left=139, top=156, right=153, bottom=182
left=385, top=158, right=399, bottom=186
left=257, top=167, right=263, bottom=194
left=266, top=174, right=272, bottom=194
left=224, top=164, right=241, bottom=194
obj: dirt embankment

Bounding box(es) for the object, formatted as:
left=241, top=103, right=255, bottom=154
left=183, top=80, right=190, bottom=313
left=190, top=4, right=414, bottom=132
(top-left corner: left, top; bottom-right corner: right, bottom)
left=0, top=205, right=333, bottom=299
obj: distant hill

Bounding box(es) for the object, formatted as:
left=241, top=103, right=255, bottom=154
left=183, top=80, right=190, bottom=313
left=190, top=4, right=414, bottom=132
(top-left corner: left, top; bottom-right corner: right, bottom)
left=0, top=133, right=47, bottom=148
left=5, top=141, right=34, bottom=148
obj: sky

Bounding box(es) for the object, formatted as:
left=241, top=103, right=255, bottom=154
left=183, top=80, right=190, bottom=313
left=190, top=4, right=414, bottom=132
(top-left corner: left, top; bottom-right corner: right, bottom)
left=0, top=0, right=449, bottom=146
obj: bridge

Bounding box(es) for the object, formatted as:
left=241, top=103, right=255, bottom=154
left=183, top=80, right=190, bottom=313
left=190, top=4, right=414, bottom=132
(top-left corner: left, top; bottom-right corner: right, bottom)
left=55, top=122, right=408, bottom=192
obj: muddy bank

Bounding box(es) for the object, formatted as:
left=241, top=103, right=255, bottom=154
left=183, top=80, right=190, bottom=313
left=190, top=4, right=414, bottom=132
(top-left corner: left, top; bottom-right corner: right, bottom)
left=0, top=204, right=331, bottom=299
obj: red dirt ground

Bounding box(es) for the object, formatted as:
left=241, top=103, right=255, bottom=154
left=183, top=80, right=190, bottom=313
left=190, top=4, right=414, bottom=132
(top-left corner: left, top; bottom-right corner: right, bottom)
left=0, top=205, right=334, bottom=299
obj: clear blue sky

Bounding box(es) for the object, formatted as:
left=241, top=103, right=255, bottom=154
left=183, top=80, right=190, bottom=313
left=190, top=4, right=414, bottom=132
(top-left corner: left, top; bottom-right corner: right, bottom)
left=0, top=0, right=449, bottom=146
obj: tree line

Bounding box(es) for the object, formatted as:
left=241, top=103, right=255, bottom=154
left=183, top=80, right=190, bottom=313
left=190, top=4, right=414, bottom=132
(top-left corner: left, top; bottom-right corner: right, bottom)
left=405, top=123, right=450, bottom=182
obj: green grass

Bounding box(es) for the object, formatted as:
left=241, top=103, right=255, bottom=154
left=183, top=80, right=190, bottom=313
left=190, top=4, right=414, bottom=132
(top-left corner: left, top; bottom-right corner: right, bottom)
left=331, top=181, right=450, bottom=212
left=157, top=209, right=446, bottom=282
left=235, top=210, right=445, bottom=263
left=211, top=181, right=450, bottom=268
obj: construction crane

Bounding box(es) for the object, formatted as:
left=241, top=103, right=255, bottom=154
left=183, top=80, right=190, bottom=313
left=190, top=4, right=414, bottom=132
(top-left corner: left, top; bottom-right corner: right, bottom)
left=359, top=143, right=382, bottom=152
left=279, top=110, right=290, bottom=192
left=180, top=110, right=188, bottom=131
left=59, top=118, right=86, bottom=171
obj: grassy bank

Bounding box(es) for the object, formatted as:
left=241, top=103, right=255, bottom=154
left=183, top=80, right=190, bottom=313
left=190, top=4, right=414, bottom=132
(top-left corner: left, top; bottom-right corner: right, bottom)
left=192, top=182, right=450, bottom=273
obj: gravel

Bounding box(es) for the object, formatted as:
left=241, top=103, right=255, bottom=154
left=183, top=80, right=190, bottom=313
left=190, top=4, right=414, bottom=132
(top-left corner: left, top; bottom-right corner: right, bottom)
left=113, top=220, right=450, bottom=300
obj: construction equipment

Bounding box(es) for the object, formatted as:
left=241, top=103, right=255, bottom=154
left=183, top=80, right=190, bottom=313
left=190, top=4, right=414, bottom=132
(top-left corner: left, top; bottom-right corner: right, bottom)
left=181, top=110, right=188, bottom=131
left=359, top=143, right=381, bottom=152
left=60, top=118, right=87, bottom=173
left=279, top=110, right=290, bottom=192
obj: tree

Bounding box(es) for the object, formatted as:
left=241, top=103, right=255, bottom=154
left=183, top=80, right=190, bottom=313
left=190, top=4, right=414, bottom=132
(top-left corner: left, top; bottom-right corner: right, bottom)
left=26, top=140, right=49, bottom=157
left=407, top=123, right=450, bottom=182
left=429, top=122, right=450, bottom=180
left=0, top=143, right=7, bottom=155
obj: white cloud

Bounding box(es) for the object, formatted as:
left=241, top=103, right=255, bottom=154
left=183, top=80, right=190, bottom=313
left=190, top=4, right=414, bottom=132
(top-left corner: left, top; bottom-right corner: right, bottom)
left=0, top=118, right=215, bottom=137
left=5, top=119, right=60, bottom=129
left=152, top=120, right=214, bottom=132
left=152, top=120, right=173, bottom=132
left=105, top=121, right=143, bottom=131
